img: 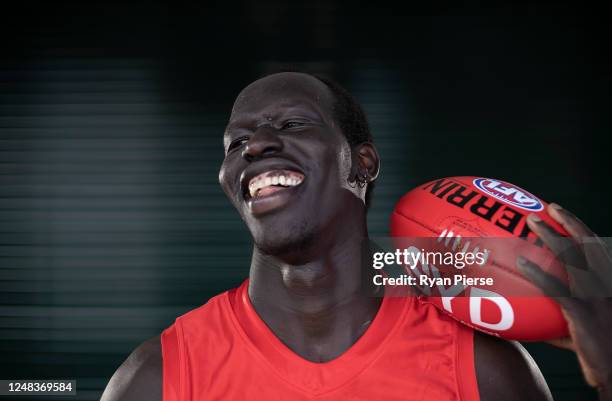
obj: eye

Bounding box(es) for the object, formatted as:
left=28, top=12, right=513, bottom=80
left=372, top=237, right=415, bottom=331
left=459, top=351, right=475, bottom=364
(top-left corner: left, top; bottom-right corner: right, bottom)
left=281, top=121, right=306, bottom=130
left=227, top=136, right=249, bottom=153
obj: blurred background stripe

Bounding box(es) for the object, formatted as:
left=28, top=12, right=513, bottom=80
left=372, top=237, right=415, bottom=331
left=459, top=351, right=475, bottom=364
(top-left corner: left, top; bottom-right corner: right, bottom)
left=1, top=3, right=609, bottom=400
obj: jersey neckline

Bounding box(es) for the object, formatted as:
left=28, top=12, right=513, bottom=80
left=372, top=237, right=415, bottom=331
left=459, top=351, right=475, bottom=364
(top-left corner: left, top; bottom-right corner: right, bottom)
left=225, top=279, right=411, bottom=395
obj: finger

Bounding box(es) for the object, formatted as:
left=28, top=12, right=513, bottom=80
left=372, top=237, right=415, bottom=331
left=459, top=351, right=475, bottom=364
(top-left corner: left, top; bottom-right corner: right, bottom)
left=525, top=214, right=610, bottom=296
left=516, top=255, right=571, bottom=298
left=557, top=303, right=611, bottom=389
left=549, top=203, right=612, bottom=284
left=565, top=264, right=610, bottom=298
left=516, top=257, right=594, bottom=328
left=548, top=203, right=594, bottom=240
left=546, top=337, right=575, bottom=351
left=526, top=213, right=585, bottom=269
left=581, top=236, right=612, bottom=290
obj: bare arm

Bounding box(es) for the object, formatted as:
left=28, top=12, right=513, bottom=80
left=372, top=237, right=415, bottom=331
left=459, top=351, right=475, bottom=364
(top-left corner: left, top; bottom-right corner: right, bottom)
left=475, top=331, right=553, bottom=401
left=100, top=336, right=162, bottom=401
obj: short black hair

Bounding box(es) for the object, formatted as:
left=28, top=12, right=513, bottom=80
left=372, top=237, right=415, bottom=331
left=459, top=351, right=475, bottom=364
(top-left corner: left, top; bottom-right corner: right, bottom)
left=314, top=75, right=375, bottom=209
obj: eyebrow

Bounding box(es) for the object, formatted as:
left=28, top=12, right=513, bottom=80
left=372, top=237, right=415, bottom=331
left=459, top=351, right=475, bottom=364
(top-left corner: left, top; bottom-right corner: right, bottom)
left=225, top=102, right=326, bottom=134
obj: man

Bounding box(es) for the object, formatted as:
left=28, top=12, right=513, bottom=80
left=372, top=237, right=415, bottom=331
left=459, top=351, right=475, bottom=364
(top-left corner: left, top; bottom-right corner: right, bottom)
left=101, top=72, right=612, bottom=401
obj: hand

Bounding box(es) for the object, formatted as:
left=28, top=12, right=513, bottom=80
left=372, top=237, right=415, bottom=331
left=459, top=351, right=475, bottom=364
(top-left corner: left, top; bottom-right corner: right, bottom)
left=516, top=203, right=612, bottom=395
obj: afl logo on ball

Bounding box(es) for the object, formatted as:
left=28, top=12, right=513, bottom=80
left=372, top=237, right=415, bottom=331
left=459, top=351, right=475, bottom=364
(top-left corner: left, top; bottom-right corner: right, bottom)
left=473, top=178, right=544, bottom=211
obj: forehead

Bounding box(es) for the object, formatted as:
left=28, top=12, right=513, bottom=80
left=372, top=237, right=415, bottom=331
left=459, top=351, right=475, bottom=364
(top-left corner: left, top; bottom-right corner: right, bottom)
left=229, top=73, right=335, bottom=121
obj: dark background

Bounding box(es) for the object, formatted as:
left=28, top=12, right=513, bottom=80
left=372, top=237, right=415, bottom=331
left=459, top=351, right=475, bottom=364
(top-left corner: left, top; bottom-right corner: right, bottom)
left=1, top=2, right=610, bottom=400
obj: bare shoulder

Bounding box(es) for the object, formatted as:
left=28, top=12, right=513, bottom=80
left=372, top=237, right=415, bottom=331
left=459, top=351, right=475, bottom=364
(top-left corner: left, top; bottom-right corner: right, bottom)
left=474, top=331, right=553, bottom=401
left=100, top=335, right=162, bottom=401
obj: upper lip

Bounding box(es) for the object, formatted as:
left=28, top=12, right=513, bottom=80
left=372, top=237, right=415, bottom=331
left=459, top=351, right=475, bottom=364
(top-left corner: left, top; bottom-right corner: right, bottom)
left=240, top=159, right=305, bottom=200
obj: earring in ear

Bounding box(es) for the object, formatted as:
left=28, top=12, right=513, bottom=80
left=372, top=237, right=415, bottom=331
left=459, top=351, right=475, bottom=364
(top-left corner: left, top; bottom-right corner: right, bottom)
left=348, top=169, right=370, bottom=188
left=357, top=170, right=369, bottom=188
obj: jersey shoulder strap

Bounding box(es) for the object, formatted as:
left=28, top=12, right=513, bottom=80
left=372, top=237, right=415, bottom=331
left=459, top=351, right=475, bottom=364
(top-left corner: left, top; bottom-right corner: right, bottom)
left=456, top=322, right=480, bottom=401
left=161, top=324, right=183, bottom=401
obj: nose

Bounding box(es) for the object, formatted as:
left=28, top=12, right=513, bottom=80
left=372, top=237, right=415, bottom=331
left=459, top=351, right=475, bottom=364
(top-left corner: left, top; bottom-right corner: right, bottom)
left=241, top=125, right=283, bottom=162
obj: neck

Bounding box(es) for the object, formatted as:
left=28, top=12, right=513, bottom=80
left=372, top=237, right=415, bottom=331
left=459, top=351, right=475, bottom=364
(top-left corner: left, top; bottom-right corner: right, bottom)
left=247, top=211, right=382, bottom=363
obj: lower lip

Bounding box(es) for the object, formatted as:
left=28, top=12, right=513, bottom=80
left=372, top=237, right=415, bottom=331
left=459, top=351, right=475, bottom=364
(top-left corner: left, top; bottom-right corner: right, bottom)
left=246, top=184, right=303, bottom=216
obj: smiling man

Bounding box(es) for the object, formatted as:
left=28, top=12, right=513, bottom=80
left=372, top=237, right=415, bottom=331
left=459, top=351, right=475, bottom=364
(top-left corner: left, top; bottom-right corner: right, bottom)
left=101, top=72, right=566, bottom=401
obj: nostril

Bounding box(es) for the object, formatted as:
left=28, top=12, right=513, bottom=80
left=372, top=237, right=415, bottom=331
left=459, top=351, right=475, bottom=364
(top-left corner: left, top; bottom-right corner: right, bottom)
left=242, top=150, right=255, bottom=162
left=261, top=146, right=279, bottom=157
left=242, top=147, right=277, bottom=162
left=241, top=133, right=283, bottom=162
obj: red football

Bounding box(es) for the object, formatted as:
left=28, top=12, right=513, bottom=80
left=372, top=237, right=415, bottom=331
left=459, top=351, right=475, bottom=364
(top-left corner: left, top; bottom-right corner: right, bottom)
left=390, top=176, right=569, bottom=341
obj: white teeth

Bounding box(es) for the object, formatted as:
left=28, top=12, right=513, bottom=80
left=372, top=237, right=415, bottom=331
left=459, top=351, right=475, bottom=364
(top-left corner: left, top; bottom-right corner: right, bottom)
left=247, top=172, right=305, bottom=198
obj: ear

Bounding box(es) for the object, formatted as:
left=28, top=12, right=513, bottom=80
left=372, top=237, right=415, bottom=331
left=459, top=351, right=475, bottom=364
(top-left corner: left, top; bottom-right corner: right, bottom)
left=354, top=142, right=380, bottom=181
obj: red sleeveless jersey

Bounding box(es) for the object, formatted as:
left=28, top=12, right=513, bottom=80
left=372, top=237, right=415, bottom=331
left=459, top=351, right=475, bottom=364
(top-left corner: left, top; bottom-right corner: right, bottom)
left=161, top=280, right=480, bottom=401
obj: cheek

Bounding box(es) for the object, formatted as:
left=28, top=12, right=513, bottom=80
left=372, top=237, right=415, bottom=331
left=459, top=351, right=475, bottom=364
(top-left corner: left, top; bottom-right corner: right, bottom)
left=218, top=162, right=229, bottom=192
left=218, top=159, right=239, bottom=200
left=337, top=141, right=353, bottom=180
left=312, top=130, right=351, bottom=168
left=316, top=139, right=352, bottom=187
left=311, top=139, right=351, bottom=191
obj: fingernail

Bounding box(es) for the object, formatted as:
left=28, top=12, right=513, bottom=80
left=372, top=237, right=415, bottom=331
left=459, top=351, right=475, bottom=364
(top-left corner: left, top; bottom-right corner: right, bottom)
left=528, top=213, right=542, bottom=223
left=549, top=203, right=563, bottom=211
left=516, top=256, right=533, bottom=272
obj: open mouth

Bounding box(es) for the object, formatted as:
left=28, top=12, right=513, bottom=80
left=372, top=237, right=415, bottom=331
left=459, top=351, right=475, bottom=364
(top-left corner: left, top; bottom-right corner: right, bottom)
left=247, top=169, right=305, bottom=199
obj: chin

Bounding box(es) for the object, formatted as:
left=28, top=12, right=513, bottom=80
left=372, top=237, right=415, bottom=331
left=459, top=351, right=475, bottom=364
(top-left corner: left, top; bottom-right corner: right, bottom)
left=251, top=217, right=319, bottom=258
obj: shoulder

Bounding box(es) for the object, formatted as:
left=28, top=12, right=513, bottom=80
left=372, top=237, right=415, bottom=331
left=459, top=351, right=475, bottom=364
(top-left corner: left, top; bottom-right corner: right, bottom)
left=100, top=335, right=162, bottom=401
left=176, top=284, right=243, bottom=329
left=474, top=331, right=553, bottom=401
